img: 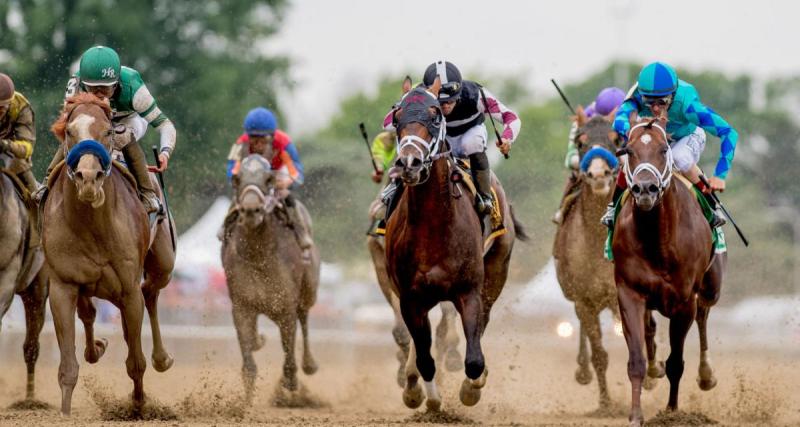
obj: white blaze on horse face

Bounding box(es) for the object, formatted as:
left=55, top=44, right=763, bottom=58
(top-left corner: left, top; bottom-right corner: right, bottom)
left=640, top=133, right=652, bottom=145
left=68, top=113, right=97, bottom=142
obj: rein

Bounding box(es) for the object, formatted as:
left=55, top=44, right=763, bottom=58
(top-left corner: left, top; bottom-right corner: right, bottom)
left=624, top=121, right=674, bottom=198
left=236, top=183, right=276, bottom=211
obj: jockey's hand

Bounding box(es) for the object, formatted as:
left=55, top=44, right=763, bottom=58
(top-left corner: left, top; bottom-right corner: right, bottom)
left=709, top=176, right=726, bottom=192
left=277, top=175, right=293, bottom=190
left=157, top=152, right=169, bottom=172
left=497, top=138, right=511, bottom=156
left=371, top=169, right=384, bottom=183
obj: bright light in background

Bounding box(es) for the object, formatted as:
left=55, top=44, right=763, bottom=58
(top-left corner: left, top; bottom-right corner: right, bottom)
left=556, top=321, right=574, bottom=338
left=614, top=321, right=624, bottom=336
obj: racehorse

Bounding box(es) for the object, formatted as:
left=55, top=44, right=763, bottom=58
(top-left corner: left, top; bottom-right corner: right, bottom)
left=0, top=170, right=48, bottom=403
left=612, top=116, right=725, bottom=426
left=553, top=109, right=621, bottom=408
left=45, top=93, right=175, bottom=415
left=385, top=78, right=526, bottom=410
left=221, top=154, right=320, bottom=402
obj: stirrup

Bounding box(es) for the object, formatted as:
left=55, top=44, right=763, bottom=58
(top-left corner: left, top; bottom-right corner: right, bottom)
left=475, top=194, right=493, bottom=216
left=601, top=202, right=615, bottom=229
left=710, top=209, right=727, bottom=229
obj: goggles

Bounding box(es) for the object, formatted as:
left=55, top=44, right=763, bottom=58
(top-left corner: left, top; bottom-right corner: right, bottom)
left=642, top=95, right=672, bottom=107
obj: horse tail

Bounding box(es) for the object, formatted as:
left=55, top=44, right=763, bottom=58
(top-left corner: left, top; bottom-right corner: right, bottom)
left=509, top=204, right=529, bottom=242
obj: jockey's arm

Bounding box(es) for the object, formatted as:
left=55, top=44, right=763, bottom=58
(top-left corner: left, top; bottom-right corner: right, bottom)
left=277, top=150, right=300, bottom=186
left=565, top=121, right=579, bottom=169
left=371, top=132, right=396, bottom=172
left=613, top=98, right=639, bottom=142
left=476, top=88, right=521, bottom=143
left=683, top=99, right=738, bottom=179
left=382, top=106, right=399, bottom=132
left=284, top=142, right=305, bottom=184
left=132, top=84, right=176, bottom=161
left=3, top=101, right=35, bottom=160
left=226, top=140, right=246, bottom=181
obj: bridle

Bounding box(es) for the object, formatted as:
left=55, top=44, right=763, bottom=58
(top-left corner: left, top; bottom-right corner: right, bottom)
left=396, top=88, right=449, bottom=184
left=63, top=106, right=113, bottom=180
left=624, top=121, right=674, bottom=198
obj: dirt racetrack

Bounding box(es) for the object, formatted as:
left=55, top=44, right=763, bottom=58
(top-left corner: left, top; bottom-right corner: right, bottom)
left=1, top=302, right=798, bottom=427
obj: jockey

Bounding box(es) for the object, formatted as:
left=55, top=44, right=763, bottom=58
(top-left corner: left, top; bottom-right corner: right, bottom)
left=35, top=46, right=177, bottom=214
left=0, top=73, right=38, bottom=195
left=222, top=107, right=313, bottom=257
left=553, top=87, right=625, bottom=224
left=369, top=130, right=397, bottom=183
left=602, top=62, right=736, bottom=229
left=382, top=60, right=521, bottom=220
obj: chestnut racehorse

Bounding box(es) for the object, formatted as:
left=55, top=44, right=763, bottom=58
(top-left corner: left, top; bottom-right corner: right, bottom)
left=385, top=79, right=526, bottom=410
left=45, top=93, right=175, bottom=415
left=612, top=117, right=725, bottom=426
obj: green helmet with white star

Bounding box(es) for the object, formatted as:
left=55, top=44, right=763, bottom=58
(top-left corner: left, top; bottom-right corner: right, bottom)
left=79, top=46, right=121, bottom=86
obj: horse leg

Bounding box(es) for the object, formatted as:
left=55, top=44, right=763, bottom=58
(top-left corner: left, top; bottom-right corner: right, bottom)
left=400, top=298, right=440, bottom=411
left=298, top=307, right=317, bottom=375
left=49, top=279, right=79, bottom=415
left=643, top=310, right=665, bottom=390
left=77, top=295, right=107, bottom=363
left=577, top=303, right=610, bottom=407
left=665, top=305, right=695, bottom=411
left=573, top=304, right=593, bottom=385
left=455, top=289, right=487, bottom=407
left=143, top=236, right=175, bottom=372
left=0, top=258, right=19, bottom=333
left=277, top=315, right=299, bottom=392
left=19, top=272, right=47, bottom=401
left=435, top=302, right=462, bottom=372
left=231, top=304, right=258, bottom=402
left=697, top=253, right=724, bottom=391
left=119, top=290, right=147, bottom=410
left=618, top=285, right=646, bottom=427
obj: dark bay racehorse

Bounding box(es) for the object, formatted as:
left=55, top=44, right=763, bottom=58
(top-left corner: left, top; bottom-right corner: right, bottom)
left=385, top=79, right=526, bottom=410
left=0, top=170, right=48, bottom=403
left=221, top=154, right=320, bottom=402
left=612, top=117, right=725, bottom=426
left=553, top=109, right=620, bottom=408
left=45, top=93, right=175, bottom=415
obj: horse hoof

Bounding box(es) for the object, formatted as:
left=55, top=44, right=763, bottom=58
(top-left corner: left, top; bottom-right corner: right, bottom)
left=445, top=349, right=463, bottom=372
left=426, top=396, right=442, bottom=411
left=697, top=375, right=717, bottom=391
left=643, top=376, right=658, bottom=391
left=575, top=367, right=593, bottom=385
left=152, top=353, right=174, bottom=372
left=302, top=358, right=318, bottom=375
left=402, top=383, right=424, bottom=409
left=459, top=378, right=482, bottom=407
left=647, top=361, right=666, bottom=379
left=84, top=338, right=108, bottom=363
left=254, top=334, right=266, bottom=351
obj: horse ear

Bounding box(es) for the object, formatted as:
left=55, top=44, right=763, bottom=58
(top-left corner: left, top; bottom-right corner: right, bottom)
left=576, top=105, right=588, bottom=127
left=402, top=75, right=412, bottom=94
left=428, top=76, right=441, bottom=97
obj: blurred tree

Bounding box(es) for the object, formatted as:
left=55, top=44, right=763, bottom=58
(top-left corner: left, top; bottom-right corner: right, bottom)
left=0, top=0, right=290, bottom=229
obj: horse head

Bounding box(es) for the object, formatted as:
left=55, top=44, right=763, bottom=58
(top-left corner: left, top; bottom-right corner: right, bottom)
left=392, top=77, right=446, bottom=186
left=620, top=116, right=672, bottom=211
left=575, top=107, right=620, bottom=196
left=51, top=93, right=114, bottom=208
left=232, top=154, right=279, bottom=230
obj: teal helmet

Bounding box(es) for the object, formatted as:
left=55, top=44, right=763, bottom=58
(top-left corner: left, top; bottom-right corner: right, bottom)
left=637, top=62, right=678, bottom=97
left=79, top=46, right=121, bottom=86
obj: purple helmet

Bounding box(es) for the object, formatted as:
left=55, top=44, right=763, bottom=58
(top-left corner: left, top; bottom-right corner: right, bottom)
left=584, top=102, right=596, bottom=118
left=594, top=87, right=625, bottom=115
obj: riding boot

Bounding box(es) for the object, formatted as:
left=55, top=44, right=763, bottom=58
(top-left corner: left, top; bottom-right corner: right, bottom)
left=122, top=142, right=161, bottom=215
left=32, top=149, right=65, bottom=203
left=469, top=152, right=493, bottom=217
left=696, top=181, right=727, bottom=229
left=17, top=168, right=41, bottom=247
left=601, top=184, right=625, bottom=229
left=17, top=168, right=39, bottom=194
left=552, top=172, right=580, bottom=224
left=378, top=179, right=403, bottom=231
left=284, top=194, right=314, bottom=260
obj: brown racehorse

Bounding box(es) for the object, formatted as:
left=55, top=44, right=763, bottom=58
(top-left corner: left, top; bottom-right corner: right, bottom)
left=45, top=93, right=175, bottom=415
left=553, top=110, right=620, bottom=408
left=0, top=171, right=48, bottom=403
left=612, top=117, right=726, bottom=426
left=385, top=79, right=526, bottom=410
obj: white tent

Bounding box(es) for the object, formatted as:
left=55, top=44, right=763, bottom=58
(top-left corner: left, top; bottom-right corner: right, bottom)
left=174, top=196, right=230, bottom=273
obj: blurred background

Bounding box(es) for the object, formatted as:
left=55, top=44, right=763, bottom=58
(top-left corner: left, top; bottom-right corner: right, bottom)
left=1, top=0, right=798, bottom=348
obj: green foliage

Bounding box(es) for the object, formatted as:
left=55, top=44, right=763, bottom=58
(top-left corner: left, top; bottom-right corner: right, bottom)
left=0, top=0, right=290, bottom=230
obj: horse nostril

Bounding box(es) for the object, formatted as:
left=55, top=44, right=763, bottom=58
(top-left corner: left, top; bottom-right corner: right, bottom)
left=648, top=184, right=659, bottom=194
left=95, top=171, right=104, bottom=180
left=75, top=171, right=84, bottom=181
left=631, top=184, right=641, bottom=194
left=587, top=171, right=594, bottom=179
left=411, top=158, right=422, bottom=168
left=605, top=169, right=612, bottom=177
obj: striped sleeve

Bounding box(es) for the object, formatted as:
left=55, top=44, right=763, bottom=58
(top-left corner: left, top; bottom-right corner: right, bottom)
left=613, top=99, right=638, bottom=141
left=382, top=107, right=398, bottom=131
left=278, top=151, right=299, bottom=182
left=285, top=143, right=304, bottom=184
left=683, top=100, right=738, bottom=179
left=476, top=88, right=520, bottom=142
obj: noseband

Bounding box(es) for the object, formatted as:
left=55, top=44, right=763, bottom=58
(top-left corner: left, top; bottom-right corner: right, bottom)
left=624, top=121, right=674, bottom=198
left=237, top=183, right=275, bottom=211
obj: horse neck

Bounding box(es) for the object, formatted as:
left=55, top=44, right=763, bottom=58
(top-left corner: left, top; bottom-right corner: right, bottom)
left=631, top=181, right=684, bottom=260
left=404, top=158, right=454, bottom=227
left=235, top=212, right=282, bottom=257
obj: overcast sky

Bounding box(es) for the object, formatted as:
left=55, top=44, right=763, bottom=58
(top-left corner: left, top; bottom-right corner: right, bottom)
left=267, top=0, right=799, bottom=132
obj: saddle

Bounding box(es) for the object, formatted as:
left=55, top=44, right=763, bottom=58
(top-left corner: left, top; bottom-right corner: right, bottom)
left=450, top=158, right=507, bottom=255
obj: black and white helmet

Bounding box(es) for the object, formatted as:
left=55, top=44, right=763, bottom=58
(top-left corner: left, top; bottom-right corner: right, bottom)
left=423, top=60, right=462, bottom=103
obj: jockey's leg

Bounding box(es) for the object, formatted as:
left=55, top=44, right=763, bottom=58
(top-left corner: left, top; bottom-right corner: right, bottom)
left=283, top=193, right=313, bottom=257
left=378, top=179, right=404, bottom=230
left=456, top=124, right=492, bottom=216
left=600, top=169, right=627, bottom=228
left=672, top=129, right=726, bottom=228
left=14, top=163, right=39, bottom=194
left=32, top=149, right=65, bottom=203
left=14, top=162, right=40, bottom=247
left=121, top=141, right=161, bottom=214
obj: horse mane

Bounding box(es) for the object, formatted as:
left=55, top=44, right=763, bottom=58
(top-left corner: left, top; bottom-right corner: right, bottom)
left=51, top=93, right=113, bottom=142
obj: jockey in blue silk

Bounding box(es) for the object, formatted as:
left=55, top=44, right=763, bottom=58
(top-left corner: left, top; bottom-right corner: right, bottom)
left=601, top=62, right=738, bottom=229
